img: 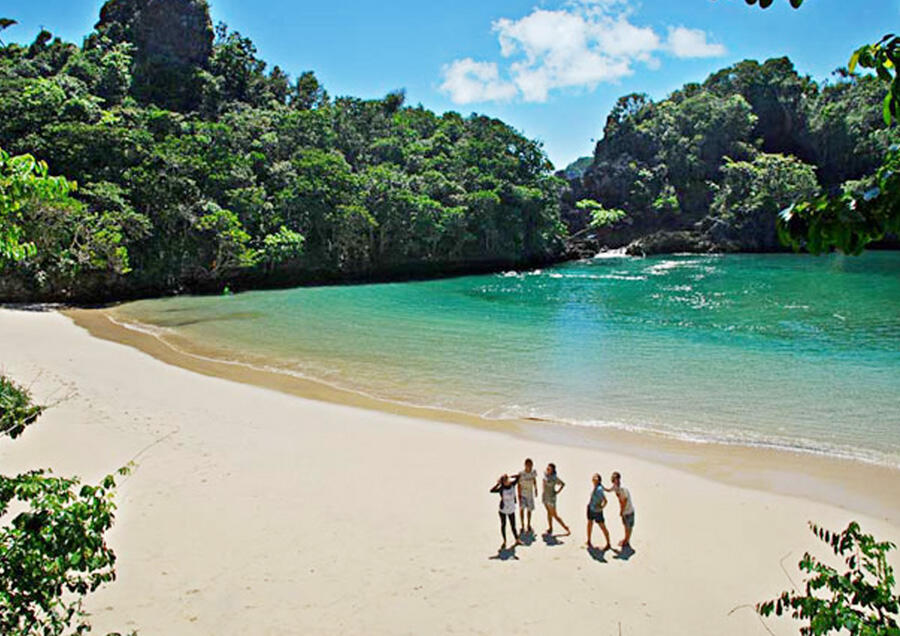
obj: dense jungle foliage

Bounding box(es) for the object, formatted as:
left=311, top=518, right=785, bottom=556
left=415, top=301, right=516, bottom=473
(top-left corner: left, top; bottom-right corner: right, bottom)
left=0, top=0, right=896, bottom=300
left=562, top=57, right=899, bottom=254
left=0, top=0, right=564, bottom=301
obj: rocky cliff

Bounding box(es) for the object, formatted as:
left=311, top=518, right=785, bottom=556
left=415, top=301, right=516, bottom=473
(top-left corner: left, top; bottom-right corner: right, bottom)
left=94, top=0, right=214, bottom=109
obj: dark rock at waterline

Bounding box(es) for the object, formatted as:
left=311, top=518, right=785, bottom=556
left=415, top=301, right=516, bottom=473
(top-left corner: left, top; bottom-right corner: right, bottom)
left=624, top=230, right=726, bottom=256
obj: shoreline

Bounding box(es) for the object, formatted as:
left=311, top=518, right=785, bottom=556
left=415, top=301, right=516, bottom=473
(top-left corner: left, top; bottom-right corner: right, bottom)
left=66, top=307, right=900, bottom=525
left=7, top=246, right=900, bottom=304
left=3, top=306, right=898, bottom=634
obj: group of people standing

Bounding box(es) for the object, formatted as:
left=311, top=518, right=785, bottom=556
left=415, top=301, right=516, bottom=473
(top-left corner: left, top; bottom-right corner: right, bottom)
left=490, top=458, right=635, bottom=553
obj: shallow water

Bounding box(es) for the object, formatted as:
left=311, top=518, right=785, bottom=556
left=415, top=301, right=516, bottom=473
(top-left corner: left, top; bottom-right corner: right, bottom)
left=113, top=252, right=900, bottom=467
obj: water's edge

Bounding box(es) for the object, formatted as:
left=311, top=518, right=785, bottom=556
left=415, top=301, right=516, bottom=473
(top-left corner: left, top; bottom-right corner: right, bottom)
left=65, top=307, right=900, bottom=524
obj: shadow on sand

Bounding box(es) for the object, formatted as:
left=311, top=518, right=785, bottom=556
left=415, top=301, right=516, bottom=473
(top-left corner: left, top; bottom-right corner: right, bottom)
left=490, top=547, right=519, bottom=561
left=614, top=544, right=636, bottom=561
left=587, top=545, right=609, bottom=562
left=518, top=530, right=537, bottom=547
left=542, top=532, right=566, bottom=547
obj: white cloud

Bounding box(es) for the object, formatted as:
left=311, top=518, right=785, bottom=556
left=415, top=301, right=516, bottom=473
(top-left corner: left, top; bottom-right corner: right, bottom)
left=495, top=9, right=648, bottom=101
left=439, top=3, right=727, bottom=104
left=439, top=58, right=518, bottom=104
left=666, top=26, right=727, bottom=58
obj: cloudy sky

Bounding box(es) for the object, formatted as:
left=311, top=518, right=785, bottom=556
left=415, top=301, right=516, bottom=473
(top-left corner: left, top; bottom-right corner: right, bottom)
left=2, top=0, right=891, bottom=167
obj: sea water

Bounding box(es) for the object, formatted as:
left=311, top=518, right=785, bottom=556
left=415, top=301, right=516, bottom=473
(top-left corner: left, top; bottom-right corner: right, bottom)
left=112, top=252, right=900, bottom=467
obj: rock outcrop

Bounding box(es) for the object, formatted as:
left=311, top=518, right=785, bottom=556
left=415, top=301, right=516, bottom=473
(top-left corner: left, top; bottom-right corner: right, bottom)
left=624, top=231, right=725, bottom=256
left=95, top=0, right=214, bottom=68
left=94, top=0, right=214, bottom=110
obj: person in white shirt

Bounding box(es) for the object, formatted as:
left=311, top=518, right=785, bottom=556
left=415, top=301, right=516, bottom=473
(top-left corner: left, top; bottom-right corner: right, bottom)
left=516, top=458, right=538, bottom=536
left=490, top=474, right=521, bottom=550
left=609, top=471, right=635, bottom=549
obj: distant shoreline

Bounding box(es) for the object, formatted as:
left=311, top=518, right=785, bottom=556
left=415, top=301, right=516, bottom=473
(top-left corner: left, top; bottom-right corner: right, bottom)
left=7, top=245, right=899, bottom=306
left=66, top=305, right=900, bottom=525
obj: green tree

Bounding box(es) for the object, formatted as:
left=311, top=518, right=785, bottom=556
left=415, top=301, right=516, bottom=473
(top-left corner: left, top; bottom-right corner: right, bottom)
left=758, top=522, right=899, bottom=635
left=726, top=0, right=900, bottom=254
left=257, top=225, right=305, bottom=271
left=0, top=149, right=75, bottom=263
left=576, top=199, right=627, bottom=228
left=0, top=376, right=42, bottom=439
left=710, top=153, right=819, bottom=250
left=0, top=1, right=566, bottom=301
left=0, top=376, right=130, bottom=636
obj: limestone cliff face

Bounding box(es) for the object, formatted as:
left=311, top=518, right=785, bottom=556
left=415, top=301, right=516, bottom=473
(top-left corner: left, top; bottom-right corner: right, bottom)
left=94, top=0, right=214, bottom=110
left=96, top=0, right=213, bottom=68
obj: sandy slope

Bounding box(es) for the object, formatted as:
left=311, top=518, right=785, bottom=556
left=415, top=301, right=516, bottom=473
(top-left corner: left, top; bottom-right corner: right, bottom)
left=1, top=308, right=897, bottom=635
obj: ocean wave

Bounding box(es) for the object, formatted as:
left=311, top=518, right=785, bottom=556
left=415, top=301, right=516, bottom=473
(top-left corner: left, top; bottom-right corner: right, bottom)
left=484, top=405, right=900, bottom=469
left=592, top=248, right=630, bottom=259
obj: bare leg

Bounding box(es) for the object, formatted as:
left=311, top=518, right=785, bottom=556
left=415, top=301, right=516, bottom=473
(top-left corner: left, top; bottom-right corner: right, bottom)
left=499, top=512, right=507, bottom=549
left=519, top=508, right=524, bottom=533
left=586, top=520, right=593, bottom=547
left=599, top=522, right=611, bottom=550
left=526, top=509, right=533, bottom=533
left=545, top=504, right=553, bottom=534
left=509, top=514, right=521, bottom=544
left=554, top=510, right=570, bottom=535
left=623, top=520, right=633, bottom=548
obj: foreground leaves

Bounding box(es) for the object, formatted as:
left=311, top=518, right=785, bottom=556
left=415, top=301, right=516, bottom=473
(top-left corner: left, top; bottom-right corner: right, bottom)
left=779, top=145, right=900, bottom=254
left=758, top=522, right=900, bottom=635
left=0, top=377, right=43, bottom=440
left=1, top=375, right=130, bottom=635
left=0, top=467, right=130, bottom=635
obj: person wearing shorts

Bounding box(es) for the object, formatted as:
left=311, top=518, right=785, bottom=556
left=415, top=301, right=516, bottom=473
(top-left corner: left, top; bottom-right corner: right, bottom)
left=586, top=473, right=612, bottom=550
left=610, top=471, right=635, bottom=549
left=517, top=458, right=538, bottom=536
left=541, top=463, right=570, bottom=536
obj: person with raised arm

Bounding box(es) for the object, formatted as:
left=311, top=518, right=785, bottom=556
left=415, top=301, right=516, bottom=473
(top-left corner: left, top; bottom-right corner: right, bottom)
left=490, top=473, right=521, bottom=550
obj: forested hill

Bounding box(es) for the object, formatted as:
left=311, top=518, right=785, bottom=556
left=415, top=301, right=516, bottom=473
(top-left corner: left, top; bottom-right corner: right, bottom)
left=0, top=0, right=564, bottom=302
left=562, top=57, right=898, bottom=255
left=2, top=1, right=896, bottom=303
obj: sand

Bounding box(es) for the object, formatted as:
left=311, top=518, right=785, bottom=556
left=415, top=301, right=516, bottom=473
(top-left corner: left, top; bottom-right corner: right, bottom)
left=1, top=307, right=897, bottom=635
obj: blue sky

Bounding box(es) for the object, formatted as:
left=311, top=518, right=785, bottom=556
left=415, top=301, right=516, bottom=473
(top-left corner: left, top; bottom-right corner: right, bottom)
left=2, top=0, right=894, bottom=167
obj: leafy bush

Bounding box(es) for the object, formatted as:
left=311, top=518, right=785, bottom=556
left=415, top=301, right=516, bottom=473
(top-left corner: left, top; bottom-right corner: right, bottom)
left=577, top=199, right=627, bottom=228
left=0, top=376, right=43, bottom=440
left=757, top=521, right=899, bottom=635
left=0, top=468, right=129, bottom=635
left=0, top=376, right=129, bottom=635
left=0, top=148, right=77, bottom=265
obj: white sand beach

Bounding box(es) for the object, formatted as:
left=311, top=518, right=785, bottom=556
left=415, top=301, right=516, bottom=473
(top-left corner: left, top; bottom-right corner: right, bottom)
left=1, top=307, right=897, bottom=635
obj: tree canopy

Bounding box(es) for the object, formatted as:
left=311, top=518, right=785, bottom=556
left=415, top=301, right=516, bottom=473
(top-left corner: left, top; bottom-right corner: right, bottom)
left=1, top=0, right=897, bottom=302
left=562, top=57, right=898, bottom=253
left=0, top=1, right=564, bottom=302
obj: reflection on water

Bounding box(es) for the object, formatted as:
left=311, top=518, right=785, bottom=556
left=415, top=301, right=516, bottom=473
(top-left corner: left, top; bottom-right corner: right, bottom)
left=151, top=311, right=264, bottom=328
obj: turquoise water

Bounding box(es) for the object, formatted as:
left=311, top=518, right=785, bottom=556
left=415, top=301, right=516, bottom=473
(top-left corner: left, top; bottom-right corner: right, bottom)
left=113, top=252, right=900, bottom=467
